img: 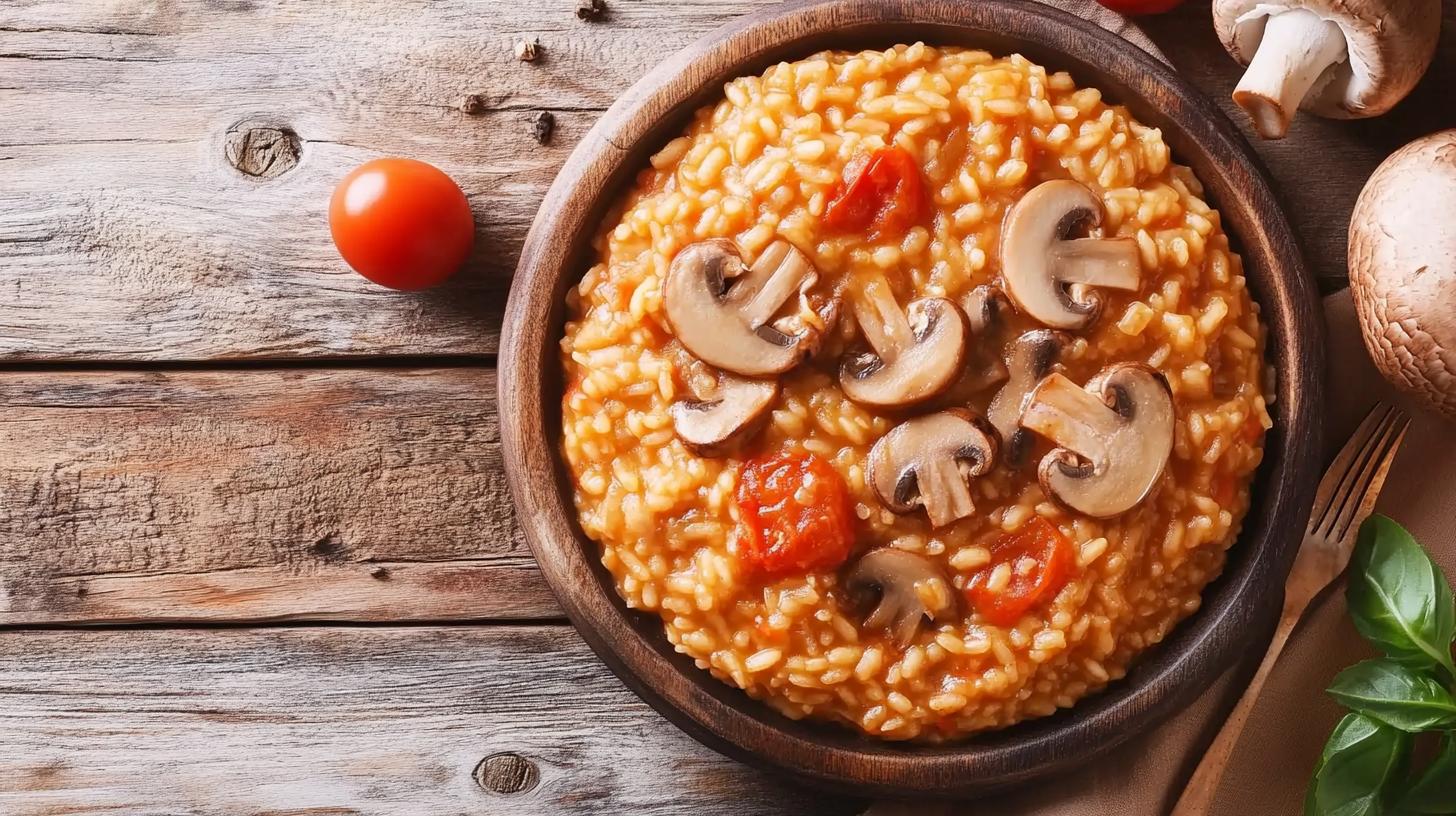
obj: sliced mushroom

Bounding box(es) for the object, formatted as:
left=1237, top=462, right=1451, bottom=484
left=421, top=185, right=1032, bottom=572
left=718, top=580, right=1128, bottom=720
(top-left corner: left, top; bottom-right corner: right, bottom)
left=1214, top=0, right=1440, bottom=140
left=844, top=548, right=955, bottom=646
left=670, top=374, right=779, bottom=456
left=988, top=330, right=1071, bottom=467
left=664, top=239, right=823, bottom=377
left=869, top=409, right=998, bottom=528
left=1018, top=364, right=1174, bottom=518
left=838, top=276, right=969, bottom=408
left=960, top=285, right=1012, bottom=392
left=1000, top=180, right=1141, bottom=330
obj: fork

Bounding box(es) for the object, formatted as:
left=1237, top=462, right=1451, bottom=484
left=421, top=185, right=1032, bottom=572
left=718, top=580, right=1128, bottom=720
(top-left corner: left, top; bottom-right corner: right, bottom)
left=1170, top=402, right=1410, bottom=816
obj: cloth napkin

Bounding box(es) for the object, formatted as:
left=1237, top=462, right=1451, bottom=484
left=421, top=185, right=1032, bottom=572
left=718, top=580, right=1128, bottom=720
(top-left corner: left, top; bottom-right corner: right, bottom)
left=872, top=290, right=1454, bottom=814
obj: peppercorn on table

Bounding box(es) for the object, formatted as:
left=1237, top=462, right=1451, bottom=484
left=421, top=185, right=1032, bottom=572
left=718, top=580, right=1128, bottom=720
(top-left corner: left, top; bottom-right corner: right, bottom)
left=1, top=1, right=1452, bottom=813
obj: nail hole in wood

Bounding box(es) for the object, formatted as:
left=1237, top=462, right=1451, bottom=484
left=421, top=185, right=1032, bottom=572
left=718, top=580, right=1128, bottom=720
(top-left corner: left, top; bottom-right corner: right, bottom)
left=474, top=752, right=539, bottom=795
left=224, top=120, right=301, bottom=178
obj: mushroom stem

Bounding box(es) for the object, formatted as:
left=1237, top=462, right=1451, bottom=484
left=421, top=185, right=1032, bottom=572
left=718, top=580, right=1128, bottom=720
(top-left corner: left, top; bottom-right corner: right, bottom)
left=1233, top=9, right=1348, bottom=139
left=852, top=276, right=913, bottom=361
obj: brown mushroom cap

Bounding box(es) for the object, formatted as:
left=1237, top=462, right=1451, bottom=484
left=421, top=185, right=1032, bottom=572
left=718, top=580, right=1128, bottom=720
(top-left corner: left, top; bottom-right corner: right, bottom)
left=670, top=374, right=779, bottom=456
left=1019, top=364, right=1174, bottom=518
left=1214, top=0, right=1439, bottom=139
left=664, top=239, right=823, bottom=377
left=1349, top=130, right=1456, bottom=419
left=844, top=548, right=956, bottom=646
left=839, top=277, right=969, bottom=409
left=868, top=409, right=998, bottom=528
left=1000, top=180, right=1141, bottom=330
left=987, top=330, right=1071, bottom=466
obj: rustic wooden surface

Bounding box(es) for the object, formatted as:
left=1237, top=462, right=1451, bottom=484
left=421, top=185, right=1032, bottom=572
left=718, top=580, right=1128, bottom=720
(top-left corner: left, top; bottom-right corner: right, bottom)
left=2, top=0, right=1454, bottom=812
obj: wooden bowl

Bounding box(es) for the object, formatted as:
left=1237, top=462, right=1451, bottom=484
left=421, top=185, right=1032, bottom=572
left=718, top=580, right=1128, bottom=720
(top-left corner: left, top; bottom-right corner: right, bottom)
left=499, top=0, right=1323, bottom=797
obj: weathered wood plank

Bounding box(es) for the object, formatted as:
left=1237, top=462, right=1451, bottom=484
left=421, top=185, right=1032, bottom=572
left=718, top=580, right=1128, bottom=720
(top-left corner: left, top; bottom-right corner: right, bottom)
left=0, top=624, right=863, bottom=816
left=0, top=0, right=780, bottom=362
left=0, top=368, right=557, bottom=624
left=1, top=0, right=1450, bottom=361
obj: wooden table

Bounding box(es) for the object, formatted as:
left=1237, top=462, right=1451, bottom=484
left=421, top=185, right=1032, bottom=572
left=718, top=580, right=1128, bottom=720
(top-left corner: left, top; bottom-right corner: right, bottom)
left=2, top=1, right=1452, bottom=813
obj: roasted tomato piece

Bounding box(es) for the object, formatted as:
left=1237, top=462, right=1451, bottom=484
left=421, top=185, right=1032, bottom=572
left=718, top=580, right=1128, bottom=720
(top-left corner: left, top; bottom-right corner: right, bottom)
left=823, top=145, right=927, bottom=238
left=965, top=517, right=1074, bottom=626
left=735, top=450, right=855, bottom=578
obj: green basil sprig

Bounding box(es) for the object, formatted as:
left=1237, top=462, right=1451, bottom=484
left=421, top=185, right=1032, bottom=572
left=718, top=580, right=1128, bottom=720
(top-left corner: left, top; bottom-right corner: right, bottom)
left=1395, top=734, right=1456, bottom=814
left=1305, top=515, right=1456, bottom=816
left=1327, top=659, right=1456, bottom=732
left=1347, top=515, right=1456, bottom=680
left=1306, top=714, right=1410, bottom=816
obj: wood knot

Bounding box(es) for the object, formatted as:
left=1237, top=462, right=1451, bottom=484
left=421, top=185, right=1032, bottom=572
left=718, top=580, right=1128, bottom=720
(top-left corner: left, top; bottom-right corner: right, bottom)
left=224, top=120, right=301, bottom=178
left=474, top=753, right=538, bottom=795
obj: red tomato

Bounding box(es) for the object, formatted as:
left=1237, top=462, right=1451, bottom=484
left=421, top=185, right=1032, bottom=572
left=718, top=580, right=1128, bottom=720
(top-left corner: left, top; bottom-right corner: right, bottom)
left=735, top=450, right=855, bottom=578
left=823, top=146, right=927, bottom=238
left=965, top=518, right=1074, bottom=626
left=329, top=158, right=475, bottom=290
left=1094, top=0, right=1185, bottom=15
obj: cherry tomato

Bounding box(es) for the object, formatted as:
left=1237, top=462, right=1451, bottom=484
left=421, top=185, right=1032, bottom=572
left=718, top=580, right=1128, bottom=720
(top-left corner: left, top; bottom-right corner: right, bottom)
left=823, top=146, right=927, bottom=238
left=735, top=450, right=855, bottom=578
left=1094, top=0, right=1185, bottom=15
left=329, top=158, right=475, bottom=290
left=965, top=517, right=1074, bottom=626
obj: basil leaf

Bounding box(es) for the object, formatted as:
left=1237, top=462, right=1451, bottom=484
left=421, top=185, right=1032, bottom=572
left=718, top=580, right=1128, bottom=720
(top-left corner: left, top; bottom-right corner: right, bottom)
left=1328, top=659, right=1456, bottom=732
left=1395, top=734, right=1456, bottom=814
left=1306, top=713, right=1410, bottom=816
left=1347, top=515, right=1456, bottom=679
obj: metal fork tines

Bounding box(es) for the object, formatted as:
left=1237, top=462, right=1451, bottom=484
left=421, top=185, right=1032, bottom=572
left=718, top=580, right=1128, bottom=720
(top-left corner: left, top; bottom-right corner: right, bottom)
left=1306, top=402, right=1410, bottom=547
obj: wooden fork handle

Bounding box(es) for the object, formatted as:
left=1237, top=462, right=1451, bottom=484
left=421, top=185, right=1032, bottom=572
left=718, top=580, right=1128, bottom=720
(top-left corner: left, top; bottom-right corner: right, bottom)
left=1169, top=613, right=1298, bottom=816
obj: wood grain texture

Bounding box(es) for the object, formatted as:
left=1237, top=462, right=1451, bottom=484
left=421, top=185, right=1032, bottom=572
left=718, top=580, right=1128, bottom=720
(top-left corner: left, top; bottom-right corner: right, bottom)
left=0, top=368, right=555, bottom=624
left=1, top=0, right=1449, bottom=361
left=500, top=0, right=1322, bottom=797
left=0, top=0, right=781, bottom=362
left=0, top=625, right=863, bottom=816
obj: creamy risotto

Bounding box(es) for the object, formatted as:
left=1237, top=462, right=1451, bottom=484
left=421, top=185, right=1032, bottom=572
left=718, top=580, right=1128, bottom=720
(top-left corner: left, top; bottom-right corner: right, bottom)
left=559, top=43, right=1269, bottom=740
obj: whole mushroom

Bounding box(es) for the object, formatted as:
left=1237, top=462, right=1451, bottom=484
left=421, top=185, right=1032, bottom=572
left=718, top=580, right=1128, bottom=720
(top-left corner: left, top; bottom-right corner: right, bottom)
left=1213, top=0, right=1440, bottom=140
left=1349, top=130, right=1456, bottom=419
left=1019, top=364, right=1174, bottom=518
left=1000, top=180, right=1141, bottom=331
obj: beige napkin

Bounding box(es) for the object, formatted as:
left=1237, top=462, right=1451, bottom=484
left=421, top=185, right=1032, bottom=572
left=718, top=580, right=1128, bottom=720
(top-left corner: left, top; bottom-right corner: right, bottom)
left=873, top=290, right=1454, bottom=815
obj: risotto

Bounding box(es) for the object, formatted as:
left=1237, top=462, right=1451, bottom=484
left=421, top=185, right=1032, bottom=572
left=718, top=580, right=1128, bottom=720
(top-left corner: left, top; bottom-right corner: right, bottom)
left=559, top=43, right=1269, bottom=740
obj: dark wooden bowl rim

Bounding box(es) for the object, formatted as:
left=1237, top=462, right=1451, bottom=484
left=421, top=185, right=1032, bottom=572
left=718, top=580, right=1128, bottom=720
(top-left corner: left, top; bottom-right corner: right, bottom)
left=500, top=0, right=1323, bottom=797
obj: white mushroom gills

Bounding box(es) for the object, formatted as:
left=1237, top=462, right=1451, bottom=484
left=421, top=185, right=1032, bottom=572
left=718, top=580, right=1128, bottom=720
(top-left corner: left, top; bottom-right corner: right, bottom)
left=669, top=374, right=779, bottom=456
left=1019, top=365, right=1174, bottom=518
left=1000, top=180, right=1141, bottom=330
left=838, top=276, right=969, bottom=408
left=868, top=409, right=998, bottom=528
left=663, top=239, right=821, bottom=377
left=1232, top=9, right=1348, bottom=139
